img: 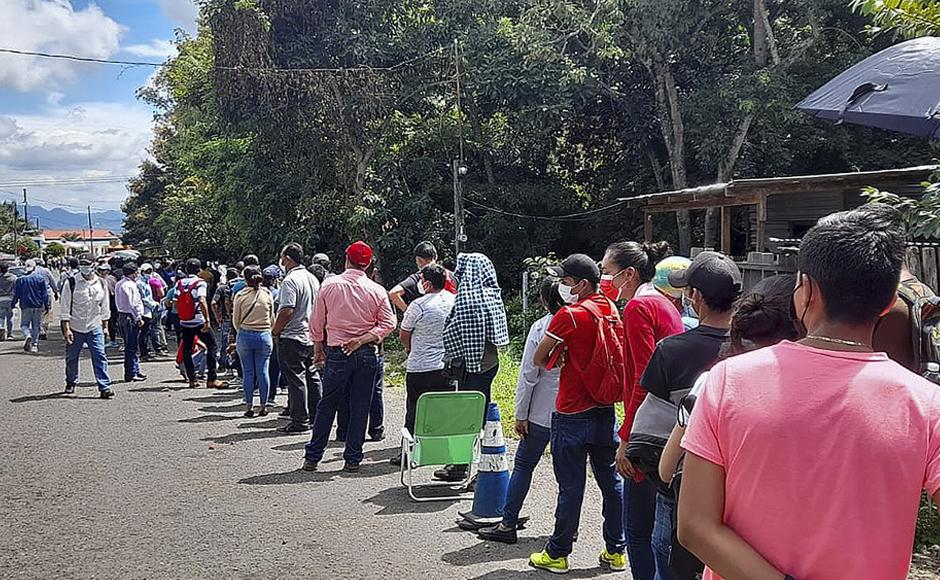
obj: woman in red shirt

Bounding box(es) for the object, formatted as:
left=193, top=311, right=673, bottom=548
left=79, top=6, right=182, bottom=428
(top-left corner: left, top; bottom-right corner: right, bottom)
left=601, top=240, right=684, bottom=580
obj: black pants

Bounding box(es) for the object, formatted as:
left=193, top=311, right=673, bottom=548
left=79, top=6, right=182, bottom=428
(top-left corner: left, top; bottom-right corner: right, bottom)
left=138, top=317, right=151, bottom=359
left=181, top=325, right=217, bottom=383
left=278, top=338, right=321, bottom=427
left=404, top=369, right=455, bottom=433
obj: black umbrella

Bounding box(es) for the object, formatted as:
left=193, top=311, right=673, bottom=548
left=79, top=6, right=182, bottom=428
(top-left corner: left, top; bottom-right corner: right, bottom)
left=796, top=37, right=940, bottom=140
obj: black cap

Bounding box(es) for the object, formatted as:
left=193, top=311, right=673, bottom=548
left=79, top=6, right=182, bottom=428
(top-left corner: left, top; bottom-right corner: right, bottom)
left=122, top=262, right=139, bottom=276
left=668, top=251, right=742, bottom=298
left=546, top=254, right=601, bottom=284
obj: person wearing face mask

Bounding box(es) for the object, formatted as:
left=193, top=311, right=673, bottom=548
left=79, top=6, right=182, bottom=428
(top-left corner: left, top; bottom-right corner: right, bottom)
left=627, top=251, right=741, bottom=580
left=388, top=241, right=458, bottom=313
left=526, top=254, right=627, bottom=574
left=115, top=262, right=147, bottom=384
left=60, top=256, right=114, bottom=398
left=600, top=240, right=683, bottom=580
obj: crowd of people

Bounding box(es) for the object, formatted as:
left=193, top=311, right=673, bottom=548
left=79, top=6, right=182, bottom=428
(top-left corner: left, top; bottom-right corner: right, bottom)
left=2, top=201, right=939, bottom=578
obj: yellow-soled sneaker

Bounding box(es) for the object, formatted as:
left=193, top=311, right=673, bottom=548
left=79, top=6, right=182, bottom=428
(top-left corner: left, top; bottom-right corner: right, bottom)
left=529, top=550, right=570, bottom=574
left=598, top=550, right=627, bottom=572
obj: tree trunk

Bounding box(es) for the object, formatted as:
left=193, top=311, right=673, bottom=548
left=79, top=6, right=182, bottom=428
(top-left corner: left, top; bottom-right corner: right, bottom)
left=650, top=56, right=691, bottom=254
left=704, top=112, right=755, bottom=249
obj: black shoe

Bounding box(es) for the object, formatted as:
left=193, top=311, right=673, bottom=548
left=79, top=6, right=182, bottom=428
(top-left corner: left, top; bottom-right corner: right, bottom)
left=433, top=465, right=469, bottom=482
left=38, top=334, right=47, bottom=341
left=477, top=524, right=518, bottom=545
left=301, top=460, right=318, bottom=472
left=64, top=385, right=76, bottom=395
left=277, top=423, right=311, bottom=434
left=243, top=409, right=255, bottom=418
left=258, top=408, right=268, bottom=417
left=369, top=432, right=385, bottom=442
left=99, top=389, right=115, bottom=399
left=389, top=454, right=402, bottom=467
left=343, top=463, right=360, bottom=473
left=278, top=409, right=290, bottom=417
left=23, top=337, right=31, bottom=352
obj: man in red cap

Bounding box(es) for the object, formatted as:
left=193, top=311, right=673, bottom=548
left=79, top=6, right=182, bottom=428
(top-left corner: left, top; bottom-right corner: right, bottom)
left=304, top=241, right=397, bottom=473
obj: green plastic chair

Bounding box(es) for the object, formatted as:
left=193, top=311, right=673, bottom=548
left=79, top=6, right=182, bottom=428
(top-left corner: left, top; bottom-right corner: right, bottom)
left=400, top=391, right=485, bottom=502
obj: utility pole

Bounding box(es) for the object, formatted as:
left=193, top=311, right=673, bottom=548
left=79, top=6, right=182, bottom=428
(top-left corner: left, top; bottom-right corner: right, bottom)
left=22, top=188, right=27, bottom=230
left=452, top=38, right=467, bottom=255
left=87, top=205, right=94, bottom=256
left=11, top=201, right=17, bottom=260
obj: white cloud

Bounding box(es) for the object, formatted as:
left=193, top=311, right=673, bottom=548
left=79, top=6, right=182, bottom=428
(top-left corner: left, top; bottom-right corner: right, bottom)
left=0, top=102, right=154, bottom=210
left=123, top=39, right=177, bottom=60
left=158, top=0, right=196, bottom=30
left=0, top=1, right=125, bottom=92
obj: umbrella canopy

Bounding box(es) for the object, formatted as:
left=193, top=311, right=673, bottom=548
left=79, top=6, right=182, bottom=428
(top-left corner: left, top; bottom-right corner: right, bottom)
left=796, top=37, right=940, bottom=140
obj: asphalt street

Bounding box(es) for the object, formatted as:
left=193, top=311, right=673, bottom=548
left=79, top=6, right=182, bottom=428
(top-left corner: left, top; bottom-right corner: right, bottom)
left=0, top=327, right=616, bottom=580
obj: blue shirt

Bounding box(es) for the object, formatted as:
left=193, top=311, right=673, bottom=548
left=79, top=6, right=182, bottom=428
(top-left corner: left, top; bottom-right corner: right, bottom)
left=13, top=271, right=50, bottom=309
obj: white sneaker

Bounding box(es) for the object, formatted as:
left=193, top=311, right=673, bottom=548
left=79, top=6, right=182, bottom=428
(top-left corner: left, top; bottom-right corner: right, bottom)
left=30, top=346, right=38, bottom=353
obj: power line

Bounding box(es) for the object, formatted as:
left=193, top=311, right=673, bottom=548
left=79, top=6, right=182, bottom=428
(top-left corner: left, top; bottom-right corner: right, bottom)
left=0, top=46, right=446, bottom=74
left=0, top=176, right=134, bottom=187
left=464, top=198, right=627, bottom=222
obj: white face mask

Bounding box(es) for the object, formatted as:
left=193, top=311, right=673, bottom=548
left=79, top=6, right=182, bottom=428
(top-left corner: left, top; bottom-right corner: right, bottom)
left=79, top=266, right=95, bottom=278
left=557, top=282, right=581, bottom=304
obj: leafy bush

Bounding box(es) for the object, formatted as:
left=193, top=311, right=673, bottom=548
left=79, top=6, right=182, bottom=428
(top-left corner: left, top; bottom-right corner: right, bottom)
left=916, top=492, right=940, bottom=550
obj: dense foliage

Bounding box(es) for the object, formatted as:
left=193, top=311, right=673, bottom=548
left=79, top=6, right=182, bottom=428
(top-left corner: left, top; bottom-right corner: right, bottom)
left=124, top=0, right=936, bottom=288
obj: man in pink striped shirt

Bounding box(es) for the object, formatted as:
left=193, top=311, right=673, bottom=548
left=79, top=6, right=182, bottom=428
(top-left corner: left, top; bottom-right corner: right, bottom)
left=303, top=241, right=397, bottom=473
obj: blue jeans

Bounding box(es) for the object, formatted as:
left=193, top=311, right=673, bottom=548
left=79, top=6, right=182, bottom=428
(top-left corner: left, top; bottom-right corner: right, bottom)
left=236, top=330, right=272, bottom=407
left=624, top=475, right=658, bottom=580
left=337, top=353, right=385, bottom=439
left=66, top=326, right=111, bottom=392
left=653, top=493, right=676, bottom=580
left=20, top=307, right=43, bottom=342
left=120, top=314, right=141, bottom=380
left=0, top=302, right=13, bottom=335
left=502, top=421, right=551, bottom=527
left=305, top=346, right=379, bottom=465
left=547, top=407, right=625, bottom=559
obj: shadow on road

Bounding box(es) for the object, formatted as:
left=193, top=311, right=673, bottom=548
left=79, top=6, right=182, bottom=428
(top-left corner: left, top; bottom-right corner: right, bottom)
left=236, top=418, right=279, bottom=430
left=179, top=414, right=242, bottom=424
left=361, top=485, right=467, bottom=516
left=10, top=392, right=69, bottom=403
left=198, top=403, right=246, bottom=413
left=128, top=384, right=195, bottom=393
left=441, top=535, right=550, bottom=567
left=467, top=567, right=610, bottom=579
left=238, top=468, right=333, bottom=486
left=183, top=393, right=244, bottom=403
left=203, top=429, right=293, bottom=445
left=270, top=441, right=306, bottom=452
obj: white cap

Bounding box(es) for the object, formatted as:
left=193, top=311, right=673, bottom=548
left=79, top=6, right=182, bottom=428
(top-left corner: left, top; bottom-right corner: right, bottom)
left=24, top=259, right=36, bottom=273
left=140, top=263, right=153, bottom=272
left=928, top=362, right=939, bottom=373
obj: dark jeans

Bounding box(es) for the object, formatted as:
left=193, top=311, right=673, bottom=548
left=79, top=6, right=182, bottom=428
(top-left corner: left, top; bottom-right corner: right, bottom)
left=546, top=407, right=625, bottom=559
left=337, top=353, right=385, bottom=439
left=268, top=339, right=281, bottom=402
left=502, top=421, right=551, bottom=527
left=120, top=314, right=141, bottom=380
left=404, top=369, right=455, bottom=433
left=181, top=325, right=218, bottom=383
left=653, top=493, right=676, bottom=580
left=278, top=338, right=320, bottom=427
left=108, top=296, right=119, bottom=342
left=624, top=475, right=658, bottom=580
left=450, top=365, right=499, bottom=472
left=138, top=317, right=152, bottom=359
left=305, top=346, right=379, bottom=465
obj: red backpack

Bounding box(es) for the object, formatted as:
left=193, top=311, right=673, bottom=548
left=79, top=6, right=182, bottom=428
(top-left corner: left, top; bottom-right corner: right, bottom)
left=176, top=279, right=200, bottom=322
left=576, top=298, right=627, bottom=405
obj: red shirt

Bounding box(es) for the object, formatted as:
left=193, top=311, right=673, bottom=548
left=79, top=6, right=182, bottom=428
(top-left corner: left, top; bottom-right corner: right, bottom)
left=619, top=283, right=684, bottom=440
left=546, top=293, right=617, bottom=414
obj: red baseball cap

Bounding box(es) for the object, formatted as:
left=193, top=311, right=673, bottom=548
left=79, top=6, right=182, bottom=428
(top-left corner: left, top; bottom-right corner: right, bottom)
left=346, top=241, right=373, bottom=267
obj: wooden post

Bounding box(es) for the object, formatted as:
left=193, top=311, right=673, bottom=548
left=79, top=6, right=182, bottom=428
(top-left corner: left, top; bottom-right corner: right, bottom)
left=720, top=206, right=732, bottom=255
left=756, top=194, right=768, bottom=253
left=644, top=212, right=653, bottom=243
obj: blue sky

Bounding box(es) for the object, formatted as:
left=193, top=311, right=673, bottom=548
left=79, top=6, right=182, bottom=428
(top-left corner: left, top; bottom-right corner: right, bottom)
left=0, top=0, right=197, bottom=215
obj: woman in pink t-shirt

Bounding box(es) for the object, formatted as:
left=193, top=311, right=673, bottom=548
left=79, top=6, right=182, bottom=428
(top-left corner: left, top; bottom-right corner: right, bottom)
left=601, top=240, right=684, bottom=580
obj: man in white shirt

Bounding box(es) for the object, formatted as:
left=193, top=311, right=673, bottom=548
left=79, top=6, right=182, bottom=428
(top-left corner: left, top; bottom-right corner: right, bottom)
left=60, top=256, right=113, bottom=398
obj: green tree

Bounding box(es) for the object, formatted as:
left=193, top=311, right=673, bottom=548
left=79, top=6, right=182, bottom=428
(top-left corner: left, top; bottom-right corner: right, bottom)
left=45, top=242, right=66, bottom=258
left=852, top=0, right=940, bottom=37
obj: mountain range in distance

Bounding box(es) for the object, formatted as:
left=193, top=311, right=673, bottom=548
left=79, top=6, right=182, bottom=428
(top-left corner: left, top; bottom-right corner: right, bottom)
left=25, top=206, right=125, bottom=234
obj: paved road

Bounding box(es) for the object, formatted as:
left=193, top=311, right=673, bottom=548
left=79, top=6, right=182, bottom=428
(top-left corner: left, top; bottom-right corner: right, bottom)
left=0, top=329, right=614, bottom=580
